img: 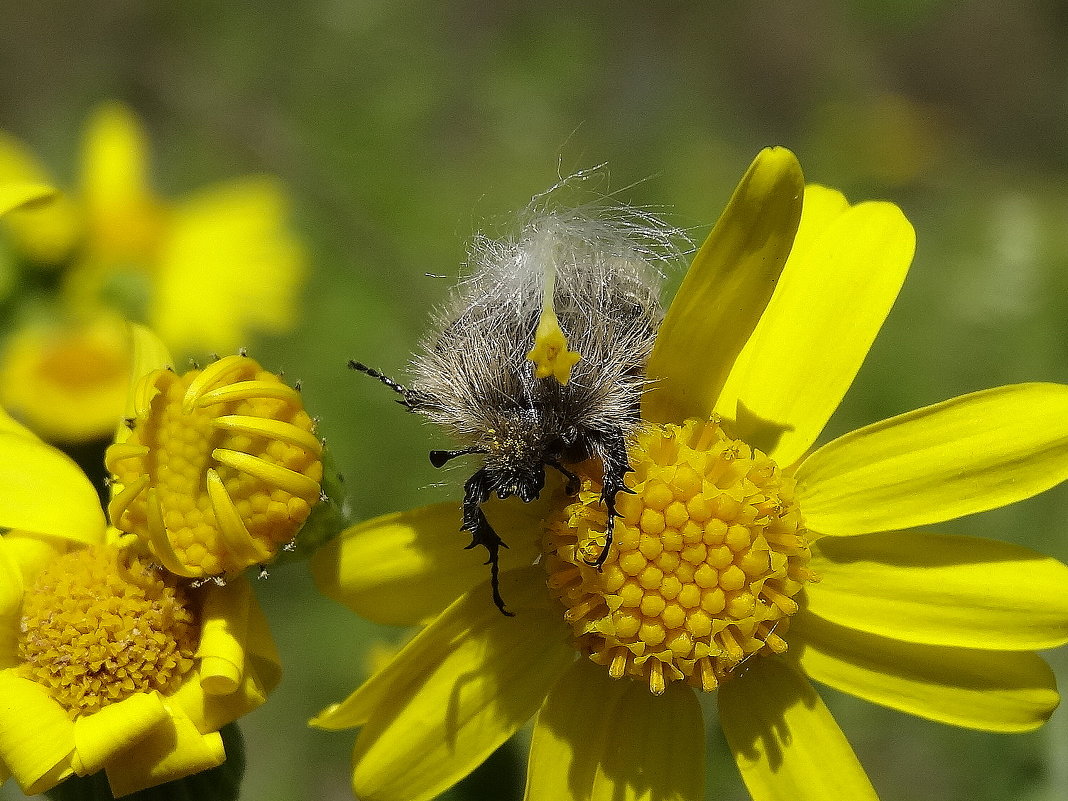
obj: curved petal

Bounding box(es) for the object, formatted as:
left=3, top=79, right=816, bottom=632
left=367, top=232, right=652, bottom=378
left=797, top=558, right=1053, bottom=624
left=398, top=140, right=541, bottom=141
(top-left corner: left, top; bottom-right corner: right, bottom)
left=311, top=567, right=574, bottom=801
left=791, top=611, right=1059, bottom=732
left=112, top=323, right=173, bottom=446
left=0, top=182, right=56, bottom=217
left=0, top=671, right=76, bottom=795
left=644, top=148, right=804, bottom=424
left=153, top=177, right=305, bottom=353
left=0, top=537, right=23, bottom=667
left=796, top=383, right=1068, bottom=536
left=72, top=691, right=170, bottom=774
left=805, top=531, right=1068, bottom=649
left=718, top=658, right=878, bottom=801
left=310, top=498, right=543, bottom=626
left=524, top=659, right=703, bottom=801
left=715, top=187, right=914, bottom=465
left=197, top=578, right=251, bottom=696
left=103, top=707, right=225, bottom=798
left=0, top=429, right=106, bottom=544
left=0, top=132, right=80, bottom=263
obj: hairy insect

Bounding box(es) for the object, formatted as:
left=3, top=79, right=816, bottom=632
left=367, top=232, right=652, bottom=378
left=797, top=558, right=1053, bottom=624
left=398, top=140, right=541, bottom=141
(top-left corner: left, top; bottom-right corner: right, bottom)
left=352, top=196, right=681, bottom=615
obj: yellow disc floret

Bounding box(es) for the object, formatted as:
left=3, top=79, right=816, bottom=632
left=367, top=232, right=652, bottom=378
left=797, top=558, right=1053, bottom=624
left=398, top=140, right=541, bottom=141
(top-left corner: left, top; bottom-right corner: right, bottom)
left=17, top=545, right=198, bottom=719
left=106, top=353, right=324, bottom=578
left=544, top=418, right=815, bottom=695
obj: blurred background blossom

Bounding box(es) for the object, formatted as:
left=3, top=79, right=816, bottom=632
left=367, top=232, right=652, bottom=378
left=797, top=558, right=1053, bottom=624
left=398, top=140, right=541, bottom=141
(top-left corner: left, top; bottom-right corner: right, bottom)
left=1, top=1, right=1066, bottom=800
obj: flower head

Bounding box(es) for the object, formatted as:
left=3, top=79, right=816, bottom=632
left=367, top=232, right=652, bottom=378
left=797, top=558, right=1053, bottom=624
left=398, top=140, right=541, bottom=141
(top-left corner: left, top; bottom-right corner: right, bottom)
left=0, top=400, right=280, bottom=797
left=311, top=149, right=1068, bottom=801
left=106, top=350, right=324, bottom=579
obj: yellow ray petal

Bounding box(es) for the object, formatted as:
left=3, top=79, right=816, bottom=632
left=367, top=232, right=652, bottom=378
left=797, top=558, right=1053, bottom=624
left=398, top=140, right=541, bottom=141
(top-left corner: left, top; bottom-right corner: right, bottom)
left=715, top=186, right=915, bottom=464
left=311, top=499, right=543, bottom=626
left=72, top=691, right=170, bottom=774
left=311, top=568, right=574, bottom=801
left=805, top=531, right=1068, bottom=649
left=0, top=182, right=56, bottom=217
left=116, top=323, right=174, bottom=443
left=197, top=578, right=251, bottom=696
left=0, top=430, right=105, bottom=544
left=103, top=708, right=225, bottom=798
left=644, top=148, right=804, bottom=423
left=718, top=658, right=879, bottom=801
left=152, top=177, right=305, bottom=353
left=0, top=671, right=76, bottom=795
left=524, top=659, right=703, bottom=801
left=797, top=383, right=1068, bottom=535
left=791, top=611, right=1060, bottom=732
left=0, top=132, right=80, bottom=262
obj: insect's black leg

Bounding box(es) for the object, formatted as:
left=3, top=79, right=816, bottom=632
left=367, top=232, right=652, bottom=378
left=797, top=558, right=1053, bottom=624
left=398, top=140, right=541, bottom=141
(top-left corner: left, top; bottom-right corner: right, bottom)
left=348, top=360, right=426, bottom=411
left=548, top=459, right=581, bottom=495
left=461, top=468, right=513, bottom=616
left=584, top=429, right=635, bottom=571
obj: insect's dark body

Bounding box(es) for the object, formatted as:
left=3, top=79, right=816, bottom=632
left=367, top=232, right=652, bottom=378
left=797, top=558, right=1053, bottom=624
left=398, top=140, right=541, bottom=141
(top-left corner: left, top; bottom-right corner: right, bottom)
left=354, top=209, right=673, bottom=614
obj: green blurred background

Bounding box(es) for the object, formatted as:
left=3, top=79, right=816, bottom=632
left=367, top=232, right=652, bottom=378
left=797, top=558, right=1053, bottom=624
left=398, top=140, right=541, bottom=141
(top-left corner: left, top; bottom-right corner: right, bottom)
left=2, top=1, right=1068, bottom=799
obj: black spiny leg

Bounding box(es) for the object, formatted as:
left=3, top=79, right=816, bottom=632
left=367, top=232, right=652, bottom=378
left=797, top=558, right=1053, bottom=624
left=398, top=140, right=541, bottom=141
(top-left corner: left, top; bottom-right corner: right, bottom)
left=548, top=460, right=581, bottom=495
left=585, top=429, right=635, bottom=571
left=461, top=468, right=513, bottom=616
left=348, top=360, right=427, bottom=411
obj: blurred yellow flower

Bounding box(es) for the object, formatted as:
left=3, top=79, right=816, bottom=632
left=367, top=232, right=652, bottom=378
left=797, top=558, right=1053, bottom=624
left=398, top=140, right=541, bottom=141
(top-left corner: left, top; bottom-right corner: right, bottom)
left=0, top=103, right=306, bottom=442
left=310, top=149, right=1068, bottom=801
left=0, top=400, right=280, bottom=797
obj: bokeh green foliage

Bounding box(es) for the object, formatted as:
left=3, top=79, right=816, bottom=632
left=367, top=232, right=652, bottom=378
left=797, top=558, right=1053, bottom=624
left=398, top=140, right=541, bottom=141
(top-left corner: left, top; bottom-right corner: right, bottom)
left=2, top=1, right=1068, bottom=800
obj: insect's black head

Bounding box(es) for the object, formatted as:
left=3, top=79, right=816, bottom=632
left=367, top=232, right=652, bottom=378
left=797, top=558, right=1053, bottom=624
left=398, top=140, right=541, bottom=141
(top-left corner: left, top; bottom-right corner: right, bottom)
left=490, top=459, right=546, bottom=502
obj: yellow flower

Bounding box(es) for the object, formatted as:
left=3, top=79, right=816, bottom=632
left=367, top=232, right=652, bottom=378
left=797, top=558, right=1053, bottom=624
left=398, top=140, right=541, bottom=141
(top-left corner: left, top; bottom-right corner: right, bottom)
left=0, top=103, right=305, bottom=442
left=0, top=399, right=280, bottom=797
left=310, top=149, right=1068, bottom=801
left=106, top=335, right=325, bottom=579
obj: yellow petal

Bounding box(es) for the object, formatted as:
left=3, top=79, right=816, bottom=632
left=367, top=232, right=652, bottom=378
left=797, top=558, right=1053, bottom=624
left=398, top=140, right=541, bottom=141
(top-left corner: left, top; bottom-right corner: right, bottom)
left=644, top=147, right=804, bottom=424
left=0, top=537, right=26, bottom=667
left=805, top=531, right=1068, bottom=649
left=115, top=323, right=173, bottom=441
left=791, top=612, right=1060, bottom=732
left=0, top=131, right=81, bottom=263
left=718, top=658, right=879, bottom=801
left=72, top=691, right=170, bottom=774
left=0, top=429, right=106, bottom=544
left=311, top=567, right=574, bottom=801
left=0, top=182, right=56, bottom=217
left=797, top=383, right=1068, bottom=535
left=524, top=659, right=703, bottom=801
left=715, top=186, right=915, bottom=464
left=152, top=177, right=305, bottom=353
left=311, top=499, right=543, bottom=626
left=103, top=706, right=225, bottom=798
left=0, top=670, right=76, bottom=795
left=197, top=578, right=251, bottom=696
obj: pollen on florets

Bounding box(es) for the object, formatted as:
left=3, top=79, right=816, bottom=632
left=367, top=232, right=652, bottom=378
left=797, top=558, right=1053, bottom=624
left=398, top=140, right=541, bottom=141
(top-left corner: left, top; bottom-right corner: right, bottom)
left=544, top=418, right=815, bottom=695
left=106, top=354, right=324, bottom=578
left=17, top=545, right=198, bottom=719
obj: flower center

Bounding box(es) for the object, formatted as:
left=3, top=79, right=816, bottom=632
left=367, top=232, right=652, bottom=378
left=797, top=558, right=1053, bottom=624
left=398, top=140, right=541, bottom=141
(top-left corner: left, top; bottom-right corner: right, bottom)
left=544, top=418, right=814, bottom=695
left=106, top=354, right=324, bottom=578
left=17, top=545, right=198, bottom=719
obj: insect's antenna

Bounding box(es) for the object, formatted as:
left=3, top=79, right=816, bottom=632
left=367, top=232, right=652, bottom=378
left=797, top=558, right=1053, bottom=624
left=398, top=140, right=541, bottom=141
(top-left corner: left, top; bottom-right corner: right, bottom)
left=348, top=360, right=423, bottom=411
left=430, top=447, right=486, bottom=468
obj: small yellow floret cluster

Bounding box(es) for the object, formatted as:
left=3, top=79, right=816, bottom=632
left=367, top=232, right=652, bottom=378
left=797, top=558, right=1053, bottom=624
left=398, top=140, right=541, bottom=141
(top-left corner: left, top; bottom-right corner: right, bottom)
left=107, top=354, right=323, bottom=577
left=17, top=545, right=197, bottom=719
left=544, top=418, right=814, bottom=694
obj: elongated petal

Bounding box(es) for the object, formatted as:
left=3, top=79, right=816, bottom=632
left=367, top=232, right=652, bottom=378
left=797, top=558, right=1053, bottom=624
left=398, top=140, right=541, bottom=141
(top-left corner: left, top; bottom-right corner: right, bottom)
left=525, top=659, right=703, bottom=801
left=114, top=324, right=173, bottom=445
left=0, top=182, right=55, bottom=217
left=311, top=499, right=543, bottom=626
left=797, top=383, right=1068, bottom=535
left=197, top=578, right=250, bottom=696
left=0, top=538, right=23, bottom=667
left=719, top=658, right=878, bottom=801
left=0, top=132, right=80, bottom=262
left=0, top=430, right=105, bottom=544
left=72, top=691, right=170, bottom=774
left=0, top=671, right=76, bottom=795
left=805, top=531, right=1068, bottom=649
left=791, top=611, right=1059, bottom=732
left=311, top=567, right=574, bottom=801
left=644, top=148, right=804, bottom=423
left=715, top=187, right=914, bottom=464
